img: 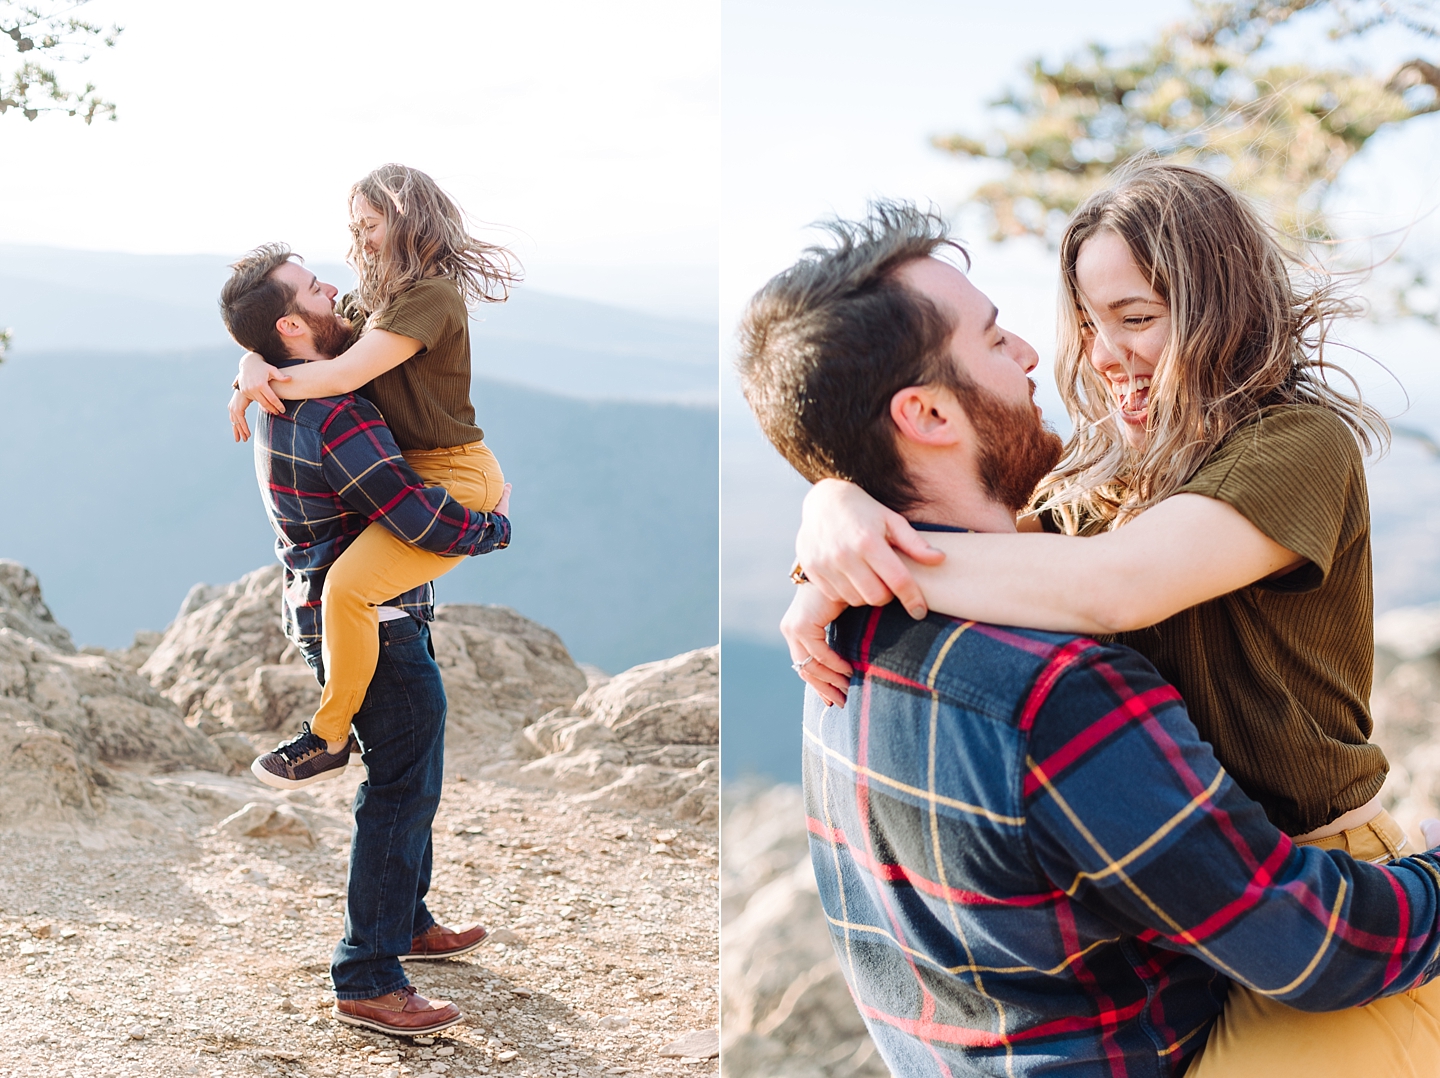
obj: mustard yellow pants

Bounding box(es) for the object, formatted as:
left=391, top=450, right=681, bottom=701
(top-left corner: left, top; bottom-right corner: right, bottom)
left=1187, top=810, right=1440, bottom=1077
left=311, top=440, right=504, bottom=745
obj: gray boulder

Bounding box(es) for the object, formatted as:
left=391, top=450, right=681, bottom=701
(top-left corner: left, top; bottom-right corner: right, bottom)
left=519, top=646, right=718, bottom=822
left=0, top=560, right=75, bottom=652
left=139, top=565, right=299, bottom=728
left=0, top=568, right=229, bottom=841
left=720, top=783, right=885, bottom=1078
left=430, top=603, right=590, bottom=767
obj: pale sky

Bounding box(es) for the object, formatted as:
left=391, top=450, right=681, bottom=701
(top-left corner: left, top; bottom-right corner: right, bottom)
left=0, top=0, right=718, bottom=319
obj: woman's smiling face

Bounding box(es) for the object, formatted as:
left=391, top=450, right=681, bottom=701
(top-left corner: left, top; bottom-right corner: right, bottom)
left=351, top=194, right=388, bottom=260
left=1073, top=230, right=1171, bottom=451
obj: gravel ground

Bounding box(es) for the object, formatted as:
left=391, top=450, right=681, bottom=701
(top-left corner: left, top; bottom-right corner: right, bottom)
left=0, top=771, right=718, bottom=1078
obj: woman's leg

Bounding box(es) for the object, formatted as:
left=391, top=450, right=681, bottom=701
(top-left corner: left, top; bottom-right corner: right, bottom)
left=309, top=442, right=504, bottom=746
left=1187, top=982, right=1440, bottom=1078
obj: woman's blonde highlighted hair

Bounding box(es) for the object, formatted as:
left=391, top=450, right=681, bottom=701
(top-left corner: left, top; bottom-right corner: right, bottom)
left=1037, top=161, right=1387, bottom=533
left=348, top=163, right=522, bottom=316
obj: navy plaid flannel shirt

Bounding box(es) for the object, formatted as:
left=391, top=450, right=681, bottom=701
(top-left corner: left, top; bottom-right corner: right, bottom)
left=253, top=362, right=509, bottom=649
left=806, top=600, right=1440, bottom=1077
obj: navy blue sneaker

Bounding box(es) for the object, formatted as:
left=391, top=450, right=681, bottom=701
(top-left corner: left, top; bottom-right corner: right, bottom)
left=251, top=723, right=358, bottom=789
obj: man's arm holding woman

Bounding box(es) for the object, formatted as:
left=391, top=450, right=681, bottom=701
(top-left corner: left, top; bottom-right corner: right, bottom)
left=1030, top=642, right=1440, bottom=1011
left=319, top=397, right=510, bottom=557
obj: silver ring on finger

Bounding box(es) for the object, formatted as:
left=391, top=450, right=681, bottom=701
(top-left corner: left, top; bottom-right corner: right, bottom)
left=791, top=655, right=816, bottom=675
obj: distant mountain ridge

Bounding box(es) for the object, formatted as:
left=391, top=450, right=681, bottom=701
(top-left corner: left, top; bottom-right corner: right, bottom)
left=0, top=245, right=717, bottom=403
left=0, top=350, right=716, bottom=672
left=0, top=246, right=718, bottom=672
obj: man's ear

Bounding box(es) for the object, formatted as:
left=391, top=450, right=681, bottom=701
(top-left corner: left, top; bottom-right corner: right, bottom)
left=275, top=313, right=306, bottom=340
left=890, top=385, right=964, bottom=447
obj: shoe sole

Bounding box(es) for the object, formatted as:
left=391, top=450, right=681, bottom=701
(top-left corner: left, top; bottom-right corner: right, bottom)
left=331, top=1005, right=463, bottom=1037
left=400, top=932, right=490, bottom=962
left=250, top=755, right=360, bottom=791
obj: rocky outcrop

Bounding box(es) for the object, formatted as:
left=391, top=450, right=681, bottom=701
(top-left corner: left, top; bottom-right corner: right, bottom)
left=429, top=603, right=590, bottom=767
left=1371, top=602, right=1440, bottom=837
left=0, top=565, right=228, bottom=841
left=136, top=566, right=591, bottom=767
left=137, top=563, right=707, bottom=815
left=0, top=560, right=75, bottom=652
left=0, top=560, right=712, bottom=845
left=518, top=646, right=718, bottom=823
left=720, top=783, right=885, bottom=1078
left=139, top=566, right=299, bottom=731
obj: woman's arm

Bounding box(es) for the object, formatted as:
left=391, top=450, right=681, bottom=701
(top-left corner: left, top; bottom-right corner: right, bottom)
left=906, top=492, right=1303, bottom=633
left=238, top=328, right=424, bottom=408
left=273, top=328, right=422, bottom=398
left=233, top=327, right=424, bottom=418
left=783, top=487, right=1305, bottom=706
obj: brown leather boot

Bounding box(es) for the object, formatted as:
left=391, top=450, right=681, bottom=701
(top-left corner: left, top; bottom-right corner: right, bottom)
left=402, top=921, right=490, bottom=961
left=333, top=985, right=462, bottom=1035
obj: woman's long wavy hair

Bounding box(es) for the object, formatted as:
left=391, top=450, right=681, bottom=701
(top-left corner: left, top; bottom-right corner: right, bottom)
left=347, top=163, right=522, bottom=317
left=1036, top=161, right=1387, bottom=534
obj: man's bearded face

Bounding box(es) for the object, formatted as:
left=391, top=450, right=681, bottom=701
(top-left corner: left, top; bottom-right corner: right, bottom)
left=300, top=309, right=352, bottom=359
left=960, top=379, right=1065, bottom=513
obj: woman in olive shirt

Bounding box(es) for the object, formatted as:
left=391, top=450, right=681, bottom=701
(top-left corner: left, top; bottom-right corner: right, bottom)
left=781, top=163, right=1440, bottom=1075
left=229, top=164, right=518, bottom=776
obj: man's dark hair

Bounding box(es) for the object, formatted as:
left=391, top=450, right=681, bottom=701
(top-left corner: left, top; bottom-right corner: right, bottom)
left=736, top=201, right=971, bottom=513
left=219, top=242, right=301, bottom=362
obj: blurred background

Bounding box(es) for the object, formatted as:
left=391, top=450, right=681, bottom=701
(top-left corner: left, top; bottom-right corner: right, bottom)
left=0, top=0, right=719, bottom=675
left=719, top=2, right=1440, bottom=1074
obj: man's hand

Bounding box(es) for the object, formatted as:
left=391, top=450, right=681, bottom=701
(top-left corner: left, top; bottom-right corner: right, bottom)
left=797, top=478, right=945, bottom=620
left=494, top=482, right=512, bottom=518
left=237, top=351, right=291, bottom=416
left=780, top=584, right=852, bottom=707
left=229, top=390, right=252, bottom=443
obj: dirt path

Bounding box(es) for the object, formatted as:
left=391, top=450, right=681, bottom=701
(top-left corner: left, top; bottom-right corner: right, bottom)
left=0, top=770, right=718, bottom=1078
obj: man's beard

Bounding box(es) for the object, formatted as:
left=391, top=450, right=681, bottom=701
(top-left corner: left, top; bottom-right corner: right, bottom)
left=959, top=380, right=1065, bottom=514
left=300, top=309, right=353, bottom=359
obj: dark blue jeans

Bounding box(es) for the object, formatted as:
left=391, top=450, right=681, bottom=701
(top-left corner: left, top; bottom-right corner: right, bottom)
left=299, top=616, right=444, bottom=1000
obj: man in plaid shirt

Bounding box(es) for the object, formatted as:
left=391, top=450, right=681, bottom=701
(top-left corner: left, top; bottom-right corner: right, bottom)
left=220, top=245, right=509, bottom=1037
left=736, top=204, right=1440, bottom=1076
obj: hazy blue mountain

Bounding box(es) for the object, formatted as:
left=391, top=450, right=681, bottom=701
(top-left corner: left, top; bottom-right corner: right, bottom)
left=0, top=245, right=718, bottom=673
left=0, top=350, right=715, bottom=672
left=721, top=635, right=805, bottom=783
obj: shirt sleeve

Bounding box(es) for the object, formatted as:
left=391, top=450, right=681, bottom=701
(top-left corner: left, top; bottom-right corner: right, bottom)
left=317, top=396, right=510, bottom=557
left=1024, top=643, right=1440, bottom=1012
left=1177, top=407, right=1362, bottom=590
left=369, top=278, right=463, bottom=354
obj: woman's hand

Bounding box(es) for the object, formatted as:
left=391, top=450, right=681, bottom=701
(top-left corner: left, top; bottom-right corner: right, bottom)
left=494, top=482, right=512, bottom=518
left=1422, top=819, right=1440, bottom=850
left=229, top=390, right=252, bottom=443
left=236, top=351, right=291, bottom=416
left=797, top=478, right=945, bottom=619
left=780, top=584, right=852, bottom=707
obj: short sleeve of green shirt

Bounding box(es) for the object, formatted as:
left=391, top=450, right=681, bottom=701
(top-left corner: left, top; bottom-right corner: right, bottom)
left=354, top=278, right=482, bottom=451
left=1177, top=406, right=1364, bottom=592
left=370, top=278, right=464, bottom=353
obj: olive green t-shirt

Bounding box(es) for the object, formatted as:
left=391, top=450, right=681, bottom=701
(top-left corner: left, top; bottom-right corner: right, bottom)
left=1110, top=404, right=1386, bottom=835
left=354, top=278, right=483, bottom=452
